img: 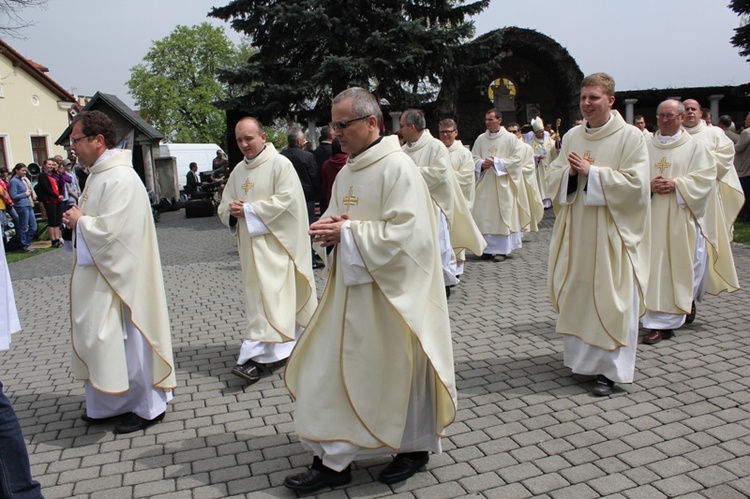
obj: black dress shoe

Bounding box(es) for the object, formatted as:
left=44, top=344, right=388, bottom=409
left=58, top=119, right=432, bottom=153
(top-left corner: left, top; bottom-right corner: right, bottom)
left=114, top=412, right=165, bottom=434
left=591, top=375, right=614, bottom=396
left=81, top=412, right=131, bottom=425
left=642, top=329, right=674, bottom=345
left=685, top=301, right=696, bottom=324
left=284, top=458, right=351, bottom=493
left=379, top=452, right=429, bottom=484
left=231, top=360, right=265, bottom=383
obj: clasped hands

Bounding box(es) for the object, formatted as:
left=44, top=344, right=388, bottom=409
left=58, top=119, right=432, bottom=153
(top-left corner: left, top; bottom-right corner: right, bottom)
left=651, top=175, right=675, bottom=195
left=310, top=213, right=349, bottom=247
left=568, top=151, right=591, bottom=177
left=61, top=205, right=82, bottom=229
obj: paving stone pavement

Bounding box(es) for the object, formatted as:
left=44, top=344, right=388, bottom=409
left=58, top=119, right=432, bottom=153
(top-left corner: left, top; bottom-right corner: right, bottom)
left=3, top=209, right=750, bottom=499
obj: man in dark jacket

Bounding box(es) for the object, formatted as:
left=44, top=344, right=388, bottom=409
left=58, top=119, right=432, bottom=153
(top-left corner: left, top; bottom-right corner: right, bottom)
left=281, top=126, right=323, bottom=268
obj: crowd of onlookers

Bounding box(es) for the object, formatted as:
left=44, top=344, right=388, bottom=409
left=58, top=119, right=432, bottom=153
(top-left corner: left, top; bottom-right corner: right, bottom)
left=0, top=154, right=87, bottom=254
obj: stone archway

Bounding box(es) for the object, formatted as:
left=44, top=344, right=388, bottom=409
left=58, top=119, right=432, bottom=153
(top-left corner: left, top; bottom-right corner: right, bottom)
left=435, top=27, right=583, bottom=146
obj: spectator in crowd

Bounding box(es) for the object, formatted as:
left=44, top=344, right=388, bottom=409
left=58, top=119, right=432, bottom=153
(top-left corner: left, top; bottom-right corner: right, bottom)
left=9, top=164, right=37, bottom=253
left=0, top=169, right=19, bottom=232
left=320, top=138, right=347, bottom=213
left=35, top=158, right=64, bottom=248
left=63, top=159, right=80, bottom=210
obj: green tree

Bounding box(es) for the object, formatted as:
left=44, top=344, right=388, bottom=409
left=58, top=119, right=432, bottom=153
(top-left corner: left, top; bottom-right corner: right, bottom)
left=730, top=0, right=750, bottom=62
left=209, top=0, right=490, bottom=124
left=128, top=23, right=239, bottom=145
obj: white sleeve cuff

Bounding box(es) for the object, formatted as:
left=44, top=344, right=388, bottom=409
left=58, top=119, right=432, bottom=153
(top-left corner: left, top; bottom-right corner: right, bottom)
left=75, top=223, right=94, bottom=266
left=583, top=166, right=606, bottom=206
left=676, top=187, right=685, bottom=207
left=492, top=157, right=508, bottom=176
left=244, top=203, right=270, bottom=237
left=339, top=220, right=373, bottom=286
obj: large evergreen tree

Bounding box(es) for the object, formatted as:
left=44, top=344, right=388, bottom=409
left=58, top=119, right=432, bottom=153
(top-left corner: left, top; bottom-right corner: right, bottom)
left=730, top=0, right=750, bottom=62
left=127, top=23, right=242, bottom=144
left=210, top=0, right=490, bottom=124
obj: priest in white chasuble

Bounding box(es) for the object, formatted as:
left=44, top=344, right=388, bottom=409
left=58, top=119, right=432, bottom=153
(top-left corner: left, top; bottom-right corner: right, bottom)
left=507, top=123, right=544, bottom=232
left=641, top=100, right=739, bottom=345
left=439, top=118, right=483, bottom=275
left=400, top=109, right=485, bottom=288
left=529, top=116, right=558, bottom=209
left=64, top=111, right=176, bottom=434
left=683, top=99, right=745, bottom=239
left=218, top=117, right=317, bottom=384
left=547, top=73, right=651, bottom=397
left=439, top=119, right=476, bottom=209
left=471, top=108, right=528, bottom=262
left=284, top=88, right=456, bottom=494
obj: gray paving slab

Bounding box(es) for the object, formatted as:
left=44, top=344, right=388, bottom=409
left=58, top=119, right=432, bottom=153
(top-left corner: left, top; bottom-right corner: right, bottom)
left=3, top=209, right=750, bottom=498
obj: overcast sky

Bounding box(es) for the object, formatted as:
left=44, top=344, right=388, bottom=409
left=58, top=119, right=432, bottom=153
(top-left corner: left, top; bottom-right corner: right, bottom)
left=6, top=0, right=749, bottom=109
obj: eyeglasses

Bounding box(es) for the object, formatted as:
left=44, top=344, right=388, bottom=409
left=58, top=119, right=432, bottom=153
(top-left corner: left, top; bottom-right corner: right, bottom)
left=439, top=130, right=456, bottom=135
left=507, top=129, right=520, bottom=134
left=329, top=116, right=370, bottom=130
left=656, top=113, right=682, bottom=121
left=69, top=135, right=92, bottom=146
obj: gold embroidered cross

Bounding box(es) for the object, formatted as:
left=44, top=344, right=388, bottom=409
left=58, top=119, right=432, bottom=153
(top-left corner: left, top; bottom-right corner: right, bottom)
left=583, top=150, right=595, bottom=164
left=654, top=157, right=671, bottom=175
left=242, top=177, right=254, bottom=194
left=343, top=186, right=359, bottom=214
left=488, top=145, right=498, bottom=156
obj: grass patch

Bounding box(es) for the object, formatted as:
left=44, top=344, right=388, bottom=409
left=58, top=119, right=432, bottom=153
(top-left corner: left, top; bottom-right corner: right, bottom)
left=6, top=246, right=56, bottom=264
left=734, top=220, right=750, bottom=245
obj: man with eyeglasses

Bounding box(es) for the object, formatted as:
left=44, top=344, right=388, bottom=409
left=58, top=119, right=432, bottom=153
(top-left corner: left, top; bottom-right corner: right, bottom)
left=471, top=108, right=527, bottom=262
left=547, top=72, right=650, bottom=397
left=218, top=116, right=318, bottom=385
left=399, top=109, right=484, bottom=291
left=439, top=119, right=479, bottom=276
left=682, top=100, right=744, bottom=264
left=642, top=99, right=739, bottom=345
left=62, top=110, right=176, bottom=434
left=284, top=87, right=456, bottom=493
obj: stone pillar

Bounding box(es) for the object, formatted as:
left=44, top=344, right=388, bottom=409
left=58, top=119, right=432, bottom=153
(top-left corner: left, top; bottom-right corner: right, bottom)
left=307, top=119, right=318, bottom=149
left=624, top=99, right=638, bottom=124
left=709, top=95, right=723, bottom=125
left=390, top=111, right=402, bottom=133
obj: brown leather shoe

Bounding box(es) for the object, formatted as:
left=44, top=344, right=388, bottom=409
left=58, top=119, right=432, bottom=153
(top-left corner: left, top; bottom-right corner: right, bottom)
left=642, top=329, right=674, bottom=345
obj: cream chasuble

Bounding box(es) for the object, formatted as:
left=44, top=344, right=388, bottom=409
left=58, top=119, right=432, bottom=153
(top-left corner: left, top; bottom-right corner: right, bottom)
left=403, top=131, right=485, bottom=256
left=218, top=144, right=317, bottom=343
left=71, top=150, right=176, bottom=393
left=447, top=140, right=476, bottom=208
left=519, top=141, right=544, bottom=232
left=471, top=128, right=528, bottom=236
left=530, top=134, right=557, bottom=201
left=646, top=132, right=739, bottom=316
left=285, top=136, right=457, bottom=453
left=548, top=111, right=651, bottom=351
left=686, top=121, right=745, bottom=234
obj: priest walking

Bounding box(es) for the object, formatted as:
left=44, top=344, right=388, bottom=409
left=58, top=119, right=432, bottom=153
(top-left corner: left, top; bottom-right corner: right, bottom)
left=218, top=117, right=317, bottom=383
left=284, top=88, right=457, bottom=493
left=64, top=110, right=176, bottom=434
left=547, top=73, right=651, bottom=396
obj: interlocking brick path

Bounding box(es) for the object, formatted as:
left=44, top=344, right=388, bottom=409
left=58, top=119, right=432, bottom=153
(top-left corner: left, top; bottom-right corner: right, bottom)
left=4, top=209, right=749, bottom=498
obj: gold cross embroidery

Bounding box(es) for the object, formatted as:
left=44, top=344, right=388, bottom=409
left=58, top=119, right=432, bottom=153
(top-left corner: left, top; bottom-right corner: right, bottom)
left=583, top=150, right=595, bottom=164
left=242, top=177, right=254, bottom=194
left=343, top=186, right=359, bottom=214
left=488, top=145, right=498, bottom=156
left=654, top=157, right=671, bottom=175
